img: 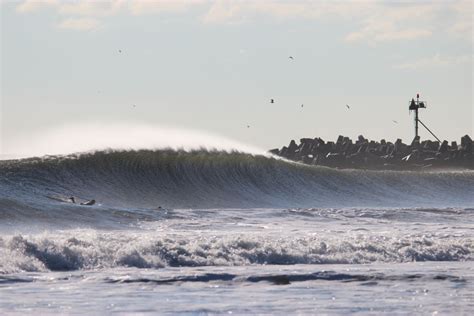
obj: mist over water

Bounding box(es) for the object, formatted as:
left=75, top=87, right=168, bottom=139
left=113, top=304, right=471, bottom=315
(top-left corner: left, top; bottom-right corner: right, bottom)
left=2, top=122, right=266, bottom=159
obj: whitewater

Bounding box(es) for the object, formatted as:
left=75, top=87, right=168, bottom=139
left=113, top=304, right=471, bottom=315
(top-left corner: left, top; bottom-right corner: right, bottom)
left=1, top=128, right=473, bottom=314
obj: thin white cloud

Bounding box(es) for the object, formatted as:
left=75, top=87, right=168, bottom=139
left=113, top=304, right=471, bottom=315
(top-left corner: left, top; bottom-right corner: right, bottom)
left=129, top=0, right=205, bottom=15
left=14, top=0, right=203, bottom=16
left=202, top=1, right=371, bottom=24
left=16, top=0, right=59, bottom=13
left=394, top=54, right=472, bottom=70
left=13, top=0, right=472, bottom=43
left=347, top=28, right=433, bottom=43
left=344, top=3, right=439, bottom=44
left=57, top=1, right=123, bottom=17
left=57, top=17, right=101, bottom=31
left=447, top=0, right=473, bottom=41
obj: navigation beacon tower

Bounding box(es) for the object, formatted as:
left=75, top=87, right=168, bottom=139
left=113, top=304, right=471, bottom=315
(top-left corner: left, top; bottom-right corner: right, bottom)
left=408, top=93, right=440, bottom=142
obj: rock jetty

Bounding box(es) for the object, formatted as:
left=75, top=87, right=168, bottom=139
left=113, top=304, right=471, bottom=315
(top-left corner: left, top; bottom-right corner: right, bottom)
left=269, top=135, right=474, bottom=170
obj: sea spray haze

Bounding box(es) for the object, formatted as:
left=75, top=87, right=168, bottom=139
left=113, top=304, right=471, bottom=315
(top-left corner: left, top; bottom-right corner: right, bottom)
left=2, top=123, right=266, bottom=159
left=1, top=127, right=473, bottom=313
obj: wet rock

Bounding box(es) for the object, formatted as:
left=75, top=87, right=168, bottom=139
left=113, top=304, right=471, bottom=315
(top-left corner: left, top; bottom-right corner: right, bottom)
left=279, top=146, right=288, bottom=156
left=461, top=135, right=472, bottom=153
left=357, top=135, right=367, bottom=145
left=288, top=140, right=298, bottom=153
left=438, top=141, right=449, bottom=153
left=411, top=136, right=421, bottom=148
left=272, top=134, right=473, bottom=170
left=299, top=138, right=314, bottom=155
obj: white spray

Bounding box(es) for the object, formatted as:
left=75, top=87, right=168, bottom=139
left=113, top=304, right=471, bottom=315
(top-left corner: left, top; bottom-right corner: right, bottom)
left=2, top=122, right=267, bottom=159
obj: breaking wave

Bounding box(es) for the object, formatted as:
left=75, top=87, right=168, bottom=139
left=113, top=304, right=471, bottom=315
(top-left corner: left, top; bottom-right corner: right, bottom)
left=0, top=149, right=473, bottom=219
left=1, top=149, right=473, bottom=211
left=0, top=229, right=472, bottom=273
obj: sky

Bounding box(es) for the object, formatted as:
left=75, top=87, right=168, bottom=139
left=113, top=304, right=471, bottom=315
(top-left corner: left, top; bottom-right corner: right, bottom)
left=1, top=0, right=472, bottom=157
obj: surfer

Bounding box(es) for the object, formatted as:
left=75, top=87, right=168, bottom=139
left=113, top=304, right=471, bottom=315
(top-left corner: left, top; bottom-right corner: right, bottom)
left=80, top=199, right=96, bottom=206
left=51, top=195, right=95, bottom=206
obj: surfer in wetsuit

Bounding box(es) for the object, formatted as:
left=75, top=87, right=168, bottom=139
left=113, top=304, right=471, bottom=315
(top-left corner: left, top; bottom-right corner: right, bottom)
left=70, top=196, right=95, bottom=206
left=80, top=199, right=96, bottom=206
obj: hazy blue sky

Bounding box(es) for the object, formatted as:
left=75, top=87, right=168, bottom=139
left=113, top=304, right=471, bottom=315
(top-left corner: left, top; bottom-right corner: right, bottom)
left=1, top=0, right=472, bottom=155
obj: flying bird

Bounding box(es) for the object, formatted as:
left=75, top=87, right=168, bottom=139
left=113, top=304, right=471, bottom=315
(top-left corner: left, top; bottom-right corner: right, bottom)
left=289, top=56, right=294, bottom=60
left=346, top=104, right=350, bottom=109
left=301, top=104, right=304, bottom=108
left=132, top=104, right=136, bottom=108
left=118, top=49, right=122, bottom=53
left=247, top=125, right=250, bottom=128
left=270, top=99, right=274, bottom=103
left=392, top=120, right=398, bottom=124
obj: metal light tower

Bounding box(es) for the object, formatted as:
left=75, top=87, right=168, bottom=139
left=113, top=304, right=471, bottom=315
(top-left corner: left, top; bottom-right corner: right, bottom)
left=409, top=93, right=426, bottom=138
left=408, top=93, right=441, bottom=142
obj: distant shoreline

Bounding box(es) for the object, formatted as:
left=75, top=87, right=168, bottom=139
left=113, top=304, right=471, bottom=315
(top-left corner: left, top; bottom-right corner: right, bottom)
left=269, top=135, right=474, bottom=171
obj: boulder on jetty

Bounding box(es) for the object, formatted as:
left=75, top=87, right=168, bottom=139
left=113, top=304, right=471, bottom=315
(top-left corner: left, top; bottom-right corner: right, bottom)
left=270, top=135, right=474, bottom=170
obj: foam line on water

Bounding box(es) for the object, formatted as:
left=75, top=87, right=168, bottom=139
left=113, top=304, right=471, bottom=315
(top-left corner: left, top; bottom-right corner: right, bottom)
left=0, top=230, right=472, bottom=274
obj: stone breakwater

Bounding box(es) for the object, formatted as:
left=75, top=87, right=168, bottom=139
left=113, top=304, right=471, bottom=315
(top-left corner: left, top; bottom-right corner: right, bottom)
left=269, top=135, right=473, bottom=170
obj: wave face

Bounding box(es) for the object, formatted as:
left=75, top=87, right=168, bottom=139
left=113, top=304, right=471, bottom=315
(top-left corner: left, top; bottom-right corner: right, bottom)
left=1, top=150, right=473, bottom=213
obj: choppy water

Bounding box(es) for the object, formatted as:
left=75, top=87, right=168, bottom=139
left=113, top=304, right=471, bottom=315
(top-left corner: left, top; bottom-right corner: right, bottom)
left=1, top=150, right=473, bottom=314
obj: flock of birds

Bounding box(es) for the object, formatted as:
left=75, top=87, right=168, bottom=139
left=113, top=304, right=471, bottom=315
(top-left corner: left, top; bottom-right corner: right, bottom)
left=117, top=50, right=399, bottom=129
left=246, top=56, right=358, bottom=129
left=257, top=56, right=401, bottom=129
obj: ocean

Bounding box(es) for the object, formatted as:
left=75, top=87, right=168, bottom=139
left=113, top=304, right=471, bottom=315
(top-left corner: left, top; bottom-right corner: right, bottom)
left=1, top=149, right=473, bottom=314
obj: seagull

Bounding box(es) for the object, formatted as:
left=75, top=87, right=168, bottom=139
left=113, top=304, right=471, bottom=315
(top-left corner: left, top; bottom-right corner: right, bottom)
left=270, top=99, right=274, bottom=103
left=346, top=104, right=350, bottom=109
left=118, top=49, right=122, bottom=53
left=289, top=56, right=294, bottom=60
left=392, top=120, right=398, bottom=124
left=247, top=125, right=250, bottom=128
left=301, top=104, right=304, bottom=108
